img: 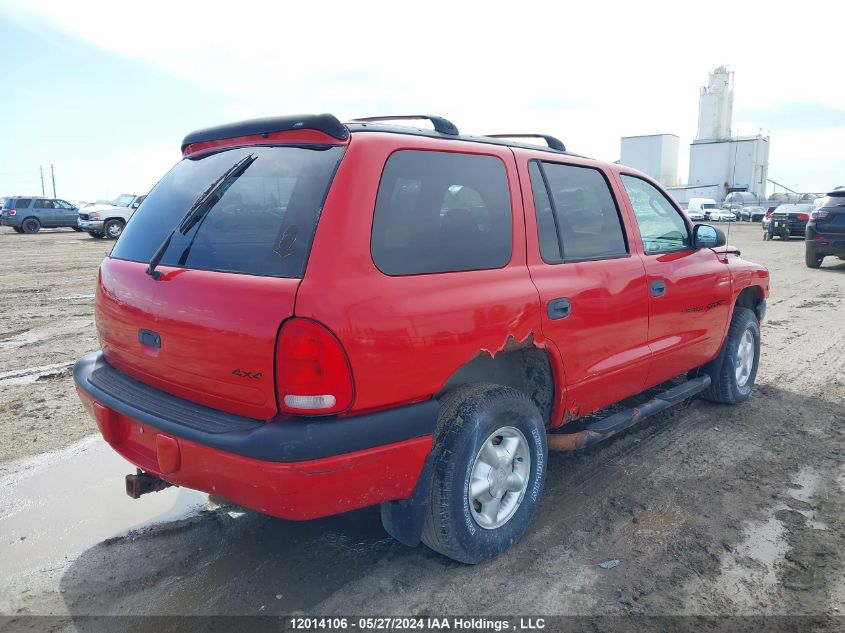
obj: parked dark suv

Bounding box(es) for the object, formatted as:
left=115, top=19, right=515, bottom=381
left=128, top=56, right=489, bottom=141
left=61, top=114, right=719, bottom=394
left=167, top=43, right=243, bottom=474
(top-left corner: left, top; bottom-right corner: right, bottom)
left=806, top=189, right=845, bottom=268
left=74, top=114, right=769, bottom=563
left=1, top=196, right=82, bottom=233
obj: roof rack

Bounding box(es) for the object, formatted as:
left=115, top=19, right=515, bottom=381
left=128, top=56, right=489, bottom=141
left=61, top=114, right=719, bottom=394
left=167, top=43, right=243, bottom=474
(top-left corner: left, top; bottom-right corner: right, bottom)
left=181, top=114, right=349, bottom=153
left=484, top=134, right=566, bottom=152
left=349, top=115, right=459, bottom=136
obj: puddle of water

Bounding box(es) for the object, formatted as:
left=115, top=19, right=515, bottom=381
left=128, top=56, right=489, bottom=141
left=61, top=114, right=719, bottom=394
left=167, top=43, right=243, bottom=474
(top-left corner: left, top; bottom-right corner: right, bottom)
left=0, top=434, right=207, bottom=580
left=783, top=467, right=827, bottom=530
left=0, top=362, right=74, bottom=387
left=719, top=514, right=789, bottom=610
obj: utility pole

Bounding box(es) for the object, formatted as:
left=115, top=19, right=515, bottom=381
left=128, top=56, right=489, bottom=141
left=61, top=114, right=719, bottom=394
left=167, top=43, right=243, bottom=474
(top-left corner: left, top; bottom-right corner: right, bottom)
left=40, top=166, right=45, bottom=196
left=51, top=164, right=56, bottom=198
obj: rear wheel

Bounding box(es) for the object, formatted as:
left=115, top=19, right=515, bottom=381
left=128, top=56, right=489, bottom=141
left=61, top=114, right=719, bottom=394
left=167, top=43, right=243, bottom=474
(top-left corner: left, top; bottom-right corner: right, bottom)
left=88, top=231, right=105, bottom=239
left=421, top=384, right=547, bottom=564
left=71, top=226, right=82, bottom=232
left=805, top=250, right=824, bottom=269
left=104, top=219, right=125, bottom=240
left=21, top=217, right=40, bottom=234
left=13, top=227, right=23, bottom=233
left=699, top=307, right=760, bottom=405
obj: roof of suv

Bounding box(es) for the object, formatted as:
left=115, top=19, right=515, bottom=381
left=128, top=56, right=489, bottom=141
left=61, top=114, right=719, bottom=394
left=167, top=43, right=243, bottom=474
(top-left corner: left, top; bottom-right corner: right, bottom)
left=181, top=113, right=582, bottom=159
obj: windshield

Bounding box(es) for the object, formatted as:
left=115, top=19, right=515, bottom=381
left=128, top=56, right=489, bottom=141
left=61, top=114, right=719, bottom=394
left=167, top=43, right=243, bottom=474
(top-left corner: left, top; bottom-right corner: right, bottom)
left=111, top=145, right=345, bottom=278
left=702, top=203, right=717, bottom=209
left=111, top=194, right=136, bottom=207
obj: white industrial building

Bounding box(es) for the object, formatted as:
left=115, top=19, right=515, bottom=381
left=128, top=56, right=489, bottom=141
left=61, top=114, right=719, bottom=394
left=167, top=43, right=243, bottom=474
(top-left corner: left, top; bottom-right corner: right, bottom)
left=620, top=134, right=679, bottom=186
left=621, top=66, right=771, bottom=207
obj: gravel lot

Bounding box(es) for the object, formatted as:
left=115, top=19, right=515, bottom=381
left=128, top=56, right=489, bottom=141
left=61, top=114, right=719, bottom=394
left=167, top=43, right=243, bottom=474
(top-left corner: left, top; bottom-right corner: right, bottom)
left=0, top=223, right=843, bottom=623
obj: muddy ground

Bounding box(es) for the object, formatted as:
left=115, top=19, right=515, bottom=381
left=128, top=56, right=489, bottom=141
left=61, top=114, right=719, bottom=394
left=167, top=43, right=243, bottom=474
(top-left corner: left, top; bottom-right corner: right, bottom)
left=0, top=223, right=843, bottom=625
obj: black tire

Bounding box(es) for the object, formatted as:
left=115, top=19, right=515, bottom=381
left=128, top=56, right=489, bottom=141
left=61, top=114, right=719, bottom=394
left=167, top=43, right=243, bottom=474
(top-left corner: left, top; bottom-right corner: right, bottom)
left=699, top=307, right=760, bottom=405
left=103, top=219, right=125, bottom=240
left=421, top=383, right=547, bottom=564
left=71, top=226, right=82, bottom=232
left=88, top=231, right=105, bottom=239
left=21, top=217, right=40, bottom=234
left=805, top=250, right=823, bottom=269
left=13, top=227, right=23, bottom=233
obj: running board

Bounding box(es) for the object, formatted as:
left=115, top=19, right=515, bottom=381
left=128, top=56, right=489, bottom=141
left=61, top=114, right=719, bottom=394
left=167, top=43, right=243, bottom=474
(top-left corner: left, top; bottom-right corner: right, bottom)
left=547, top=375, right=711, bottom=451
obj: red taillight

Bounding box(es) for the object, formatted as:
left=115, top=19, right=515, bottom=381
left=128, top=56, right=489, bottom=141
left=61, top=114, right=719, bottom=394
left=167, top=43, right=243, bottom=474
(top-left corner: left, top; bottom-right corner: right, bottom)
left=811, top=209, right=830, bottom=220
left=796, top=213, right=810, bottom=221
left=8, top=209, right=17, bottom=216
left=276, top=318, right=353, bottom=416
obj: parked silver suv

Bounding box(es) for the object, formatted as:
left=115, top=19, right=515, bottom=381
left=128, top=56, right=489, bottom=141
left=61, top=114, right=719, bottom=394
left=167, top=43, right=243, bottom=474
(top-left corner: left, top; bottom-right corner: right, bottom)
left=78, top=194, right=146, bottom=239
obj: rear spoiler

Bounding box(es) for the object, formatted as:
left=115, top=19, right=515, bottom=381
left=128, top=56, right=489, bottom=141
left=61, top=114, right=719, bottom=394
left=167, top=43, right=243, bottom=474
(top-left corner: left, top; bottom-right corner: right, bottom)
left=181, top=114, right=349, bottom=154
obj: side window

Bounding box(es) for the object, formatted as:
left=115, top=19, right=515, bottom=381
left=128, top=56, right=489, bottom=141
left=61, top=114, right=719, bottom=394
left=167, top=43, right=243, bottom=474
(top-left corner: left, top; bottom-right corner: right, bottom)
left=371, top=150, right=512, bottom=275
left=37, top=199, right=54, bottom=209
left=54, top=199, right=73, bottom=209
left=14, top=198, right=32, bottom=209
left=620, top=175, right=691, bottom=255
left=528, top=161, right=562, bottom=262
left=529, top=160, right=628, bottom=262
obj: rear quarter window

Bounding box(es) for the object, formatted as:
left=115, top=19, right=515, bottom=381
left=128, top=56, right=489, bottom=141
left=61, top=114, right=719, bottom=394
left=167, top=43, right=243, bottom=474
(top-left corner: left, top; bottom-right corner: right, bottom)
left=371, top=150, right=512, bottom=275
left=13, top=198, right=32, bottom=209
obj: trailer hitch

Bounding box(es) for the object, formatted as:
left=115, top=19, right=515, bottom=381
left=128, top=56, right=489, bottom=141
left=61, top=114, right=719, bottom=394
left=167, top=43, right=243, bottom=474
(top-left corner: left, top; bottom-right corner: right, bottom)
left=125, top=469, right=173, bottom=499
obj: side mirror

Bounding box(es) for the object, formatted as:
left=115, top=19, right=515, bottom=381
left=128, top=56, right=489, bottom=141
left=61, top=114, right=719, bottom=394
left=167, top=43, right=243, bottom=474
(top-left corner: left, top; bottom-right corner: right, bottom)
left=693, top=223, right=726, bottom=248
left=131, top=202, right=140, bottom=209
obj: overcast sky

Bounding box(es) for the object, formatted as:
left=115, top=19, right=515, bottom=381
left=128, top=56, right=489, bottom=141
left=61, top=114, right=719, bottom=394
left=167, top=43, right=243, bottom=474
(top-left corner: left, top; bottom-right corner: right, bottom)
left=1, top=0, right=843, bottom=201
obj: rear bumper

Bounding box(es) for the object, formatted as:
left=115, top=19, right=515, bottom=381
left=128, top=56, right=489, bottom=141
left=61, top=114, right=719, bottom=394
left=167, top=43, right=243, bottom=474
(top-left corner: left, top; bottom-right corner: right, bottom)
left=1, top=217, right=20, bottom=227
left=74, top=351, right=435, bottom=519
left=806, top=229, right=845, bottom=256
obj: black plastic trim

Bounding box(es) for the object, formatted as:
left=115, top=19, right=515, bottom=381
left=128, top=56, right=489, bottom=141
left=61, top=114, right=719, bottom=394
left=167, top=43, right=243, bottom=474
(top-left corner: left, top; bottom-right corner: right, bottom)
left=486, top=133, right=565, bottom=151
left=345, top=123, right=581, bottom=157
left=350, top=115, right=459, bottom=136
left=181, top=114, right=349, bottom=152
left=74, top=352, right=437, bottom=462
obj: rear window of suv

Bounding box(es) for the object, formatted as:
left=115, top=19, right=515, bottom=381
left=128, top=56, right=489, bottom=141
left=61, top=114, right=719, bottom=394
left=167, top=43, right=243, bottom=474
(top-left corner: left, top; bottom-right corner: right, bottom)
left=11, top=198, right=32, bottom=209
left=111, top=145, right=345, bottom=278
left=371, top=150, right=512, bottom=275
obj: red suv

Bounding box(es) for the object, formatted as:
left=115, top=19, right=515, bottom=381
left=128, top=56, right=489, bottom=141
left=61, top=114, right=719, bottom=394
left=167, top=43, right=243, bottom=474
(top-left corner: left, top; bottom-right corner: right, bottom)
left=74, top=114, right=769, bottom=563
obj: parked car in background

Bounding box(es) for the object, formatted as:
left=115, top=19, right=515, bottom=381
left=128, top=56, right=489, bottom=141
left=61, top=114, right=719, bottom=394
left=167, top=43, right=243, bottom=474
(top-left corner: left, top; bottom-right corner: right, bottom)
left=687, top=198, right=720, bottom=219
left=765, top=203, right=813, bottom=238
left=1, top=196, right=81, bottom=233
left=709, top=209, right=737, bottom=222
left=805, top=189, right=845, bottom=268
left=684, top=208, right=706, bottom=221
left=78, top=194, right=146, bottom=239
left=739, top=206, right=767, bottom=222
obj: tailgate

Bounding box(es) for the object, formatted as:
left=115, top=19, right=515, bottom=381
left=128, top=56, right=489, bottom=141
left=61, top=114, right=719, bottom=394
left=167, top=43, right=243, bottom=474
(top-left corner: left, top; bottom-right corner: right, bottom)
left=98, top=258, right=298, bottom=419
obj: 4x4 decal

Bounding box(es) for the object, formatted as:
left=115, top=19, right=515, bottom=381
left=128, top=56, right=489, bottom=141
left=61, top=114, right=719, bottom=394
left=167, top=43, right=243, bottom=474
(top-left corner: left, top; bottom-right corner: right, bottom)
left=232, top=369, right=262, bottom=379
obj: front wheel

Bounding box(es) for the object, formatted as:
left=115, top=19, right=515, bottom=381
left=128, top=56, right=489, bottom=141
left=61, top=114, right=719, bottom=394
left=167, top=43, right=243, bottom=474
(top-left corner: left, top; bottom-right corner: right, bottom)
left=103, top=219, right=125, bottom=240
left=421, top=384, right=547, bottom=564
left=71, top=226, right=82, bottom=232
left=88, top=231, right=105, bottom=239
left=700, top=307, right=760, bottom=404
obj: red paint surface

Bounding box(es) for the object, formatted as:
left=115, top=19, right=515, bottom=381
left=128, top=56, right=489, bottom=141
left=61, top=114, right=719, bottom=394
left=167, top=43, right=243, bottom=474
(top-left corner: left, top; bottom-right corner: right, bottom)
left=84, top=126, right=771, bottom=520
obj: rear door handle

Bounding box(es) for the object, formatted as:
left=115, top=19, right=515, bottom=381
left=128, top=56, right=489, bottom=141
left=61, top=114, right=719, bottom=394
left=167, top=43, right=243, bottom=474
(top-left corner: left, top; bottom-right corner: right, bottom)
left=548, top=298, right=571, bottom=320
left=650, top=280, right=666, bottom=298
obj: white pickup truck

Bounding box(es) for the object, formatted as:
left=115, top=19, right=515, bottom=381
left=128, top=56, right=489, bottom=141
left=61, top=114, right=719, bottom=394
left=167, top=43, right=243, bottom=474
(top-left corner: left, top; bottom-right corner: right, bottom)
left=77, top=194, right=146, bottom=239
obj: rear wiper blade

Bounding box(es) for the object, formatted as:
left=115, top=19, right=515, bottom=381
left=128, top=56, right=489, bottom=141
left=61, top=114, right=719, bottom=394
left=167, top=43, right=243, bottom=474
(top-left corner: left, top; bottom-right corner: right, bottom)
left=145, top=154, right=256, bottom=280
